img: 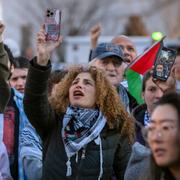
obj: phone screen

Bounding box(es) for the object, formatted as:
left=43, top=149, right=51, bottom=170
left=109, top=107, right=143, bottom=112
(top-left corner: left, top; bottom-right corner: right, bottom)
left=45, top=8, right=61, bottom=41
left=153, top=47, right=177, bottom=81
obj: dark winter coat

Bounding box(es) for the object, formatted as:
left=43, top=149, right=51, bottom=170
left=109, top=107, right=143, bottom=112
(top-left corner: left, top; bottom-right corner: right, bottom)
left=23, top=59, right=132, bottom=180
left=132, top=104, right=147, bottom=145
left=0, top=42, right=11, bottom=113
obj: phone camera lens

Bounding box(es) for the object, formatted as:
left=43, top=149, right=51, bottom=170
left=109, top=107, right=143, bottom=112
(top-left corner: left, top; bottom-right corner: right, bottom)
left=50, top=12, right=54, bottom=16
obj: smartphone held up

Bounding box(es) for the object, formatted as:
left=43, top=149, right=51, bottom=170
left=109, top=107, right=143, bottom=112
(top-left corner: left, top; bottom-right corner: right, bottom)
left=153, top=47, right=177, bottom=81
left=45, top=8, right=61, bottom=41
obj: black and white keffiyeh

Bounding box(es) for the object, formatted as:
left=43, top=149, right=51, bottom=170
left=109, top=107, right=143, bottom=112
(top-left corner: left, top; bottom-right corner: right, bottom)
left=61, top=106, right=106, bottom=178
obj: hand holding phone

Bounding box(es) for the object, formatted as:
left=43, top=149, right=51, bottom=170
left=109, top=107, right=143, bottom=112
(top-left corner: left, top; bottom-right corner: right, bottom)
left=153, top=47, right=177, bottom=81
left=37, top=25, right=63, bottom=66
left=45, top=8, right=61, bottom=41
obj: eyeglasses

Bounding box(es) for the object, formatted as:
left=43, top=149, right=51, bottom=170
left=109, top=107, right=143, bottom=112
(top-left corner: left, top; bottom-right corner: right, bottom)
left=142, top=123, right=177, bottom=141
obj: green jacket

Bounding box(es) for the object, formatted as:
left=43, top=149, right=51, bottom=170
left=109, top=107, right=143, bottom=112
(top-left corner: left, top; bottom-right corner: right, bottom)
left=24, top=59, right=132, bottom=180
left=0, top=42, right=11, bottom=113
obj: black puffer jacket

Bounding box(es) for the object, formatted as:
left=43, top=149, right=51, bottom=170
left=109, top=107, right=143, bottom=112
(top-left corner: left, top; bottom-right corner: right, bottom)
left=23, top=59, right=132, bottom=180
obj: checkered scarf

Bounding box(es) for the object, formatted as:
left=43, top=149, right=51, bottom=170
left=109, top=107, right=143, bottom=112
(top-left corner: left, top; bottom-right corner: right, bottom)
left=61, top=106, right=106, bottom=158
left=144, top=110, right=151, bottom=126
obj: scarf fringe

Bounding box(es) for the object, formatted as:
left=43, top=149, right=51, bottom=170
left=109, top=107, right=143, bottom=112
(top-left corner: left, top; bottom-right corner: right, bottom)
left=66, top=157, right=72, bottom=176
left=95, top=136, right=103, bottom=180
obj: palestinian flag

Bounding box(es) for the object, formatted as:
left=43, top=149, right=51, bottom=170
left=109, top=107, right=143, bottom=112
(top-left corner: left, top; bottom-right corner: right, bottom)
left=125, top=38, right=164, bottom=104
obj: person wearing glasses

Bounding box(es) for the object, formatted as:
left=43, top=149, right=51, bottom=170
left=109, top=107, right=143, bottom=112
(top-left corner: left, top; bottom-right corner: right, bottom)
left=124, top=73, right=176, bottom=180
left=125, top=92, right=180, bottom=180
left=142, top=92, right=180, bottom=180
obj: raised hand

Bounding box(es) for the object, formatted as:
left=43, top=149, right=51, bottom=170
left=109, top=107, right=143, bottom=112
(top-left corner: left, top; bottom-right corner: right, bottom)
left=153, top=75, right=176, bottom=93
left=0, top=21, right=5, bottom=42
left=151, top=65, right=176, bottom=93
left=90, top=23, right=101, bottom=49
left=36, top=25, right=62, bottom=66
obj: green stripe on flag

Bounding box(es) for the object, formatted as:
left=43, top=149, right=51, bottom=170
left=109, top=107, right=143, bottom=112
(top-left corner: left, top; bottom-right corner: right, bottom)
left=125, top=69, right=144, bottom=104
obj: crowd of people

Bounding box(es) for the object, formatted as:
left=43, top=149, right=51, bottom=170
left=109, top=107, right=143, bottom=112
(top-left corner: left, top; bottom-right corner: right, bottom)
left=0, top=18, right=180, bottom=180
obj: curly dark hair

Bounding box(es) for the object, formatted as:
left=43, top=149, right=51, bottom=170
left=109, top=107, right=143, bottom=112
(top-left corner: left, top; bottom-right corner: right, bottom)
left=49, top=66, right=134, bottom=142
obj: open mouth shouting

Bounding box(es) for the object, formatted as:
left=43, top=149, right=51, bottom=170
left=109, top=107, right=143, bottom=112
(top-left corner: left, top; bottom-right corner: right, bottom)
left=73, top=90, right=84, bottom=99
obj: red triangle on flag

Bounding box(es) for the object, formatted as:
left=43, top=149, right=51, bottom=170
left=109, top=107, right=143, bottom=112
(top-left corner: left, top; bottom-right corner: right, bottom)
left=128, top=38, right=164, bottom=75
